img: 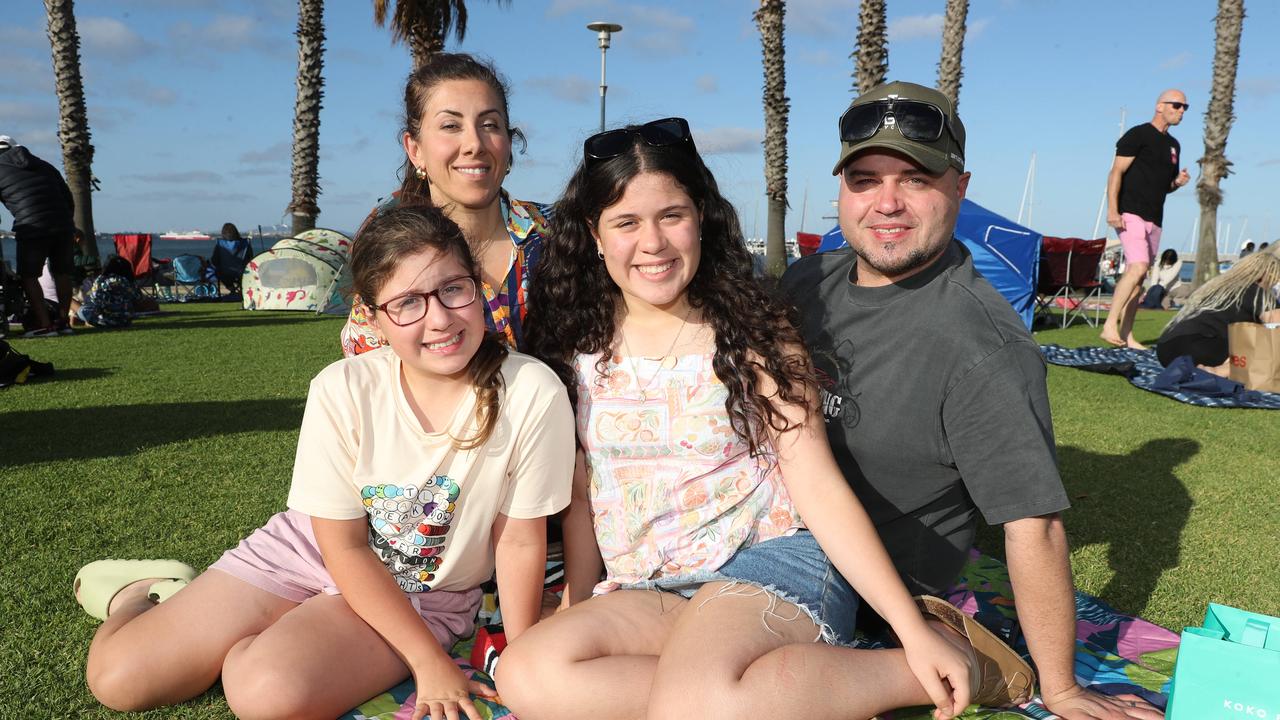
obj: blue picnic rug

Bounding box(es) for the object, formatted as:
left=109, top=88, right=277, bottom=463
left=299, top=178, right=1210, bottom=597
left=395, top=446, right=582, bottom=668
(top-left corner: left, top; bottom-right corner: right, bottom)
left=340, top=550, right=1179, bottom=720
left=1039, top=344, right=1280, bottom=409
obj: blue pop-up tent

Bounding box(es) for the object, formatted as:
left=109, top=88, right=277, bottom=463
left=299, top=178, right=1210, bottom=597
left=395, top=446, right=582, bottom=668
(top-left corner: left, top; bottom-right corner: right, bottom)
left=813, top=199, right=1042, bottom=329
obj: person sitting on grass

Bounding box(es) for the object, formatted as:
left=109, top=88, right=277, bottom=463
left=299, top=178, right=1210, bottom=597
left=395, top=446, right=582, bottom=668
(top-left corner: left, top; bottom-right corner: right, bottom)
left=1156, top=248, right=1280, bottom=376
left=497, top=118, right=1031, bottom=720
left=1140, top=249, right=1182, bottom=309
left=72, top=255, right=141, bottom=329
left=73, top=205, right=574, bottom=720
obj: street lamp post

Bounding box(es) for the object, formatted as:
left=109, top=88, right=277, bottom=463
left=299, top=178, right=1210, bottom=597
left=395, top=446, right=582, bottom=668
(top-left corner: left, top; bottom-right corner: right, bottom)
left=586, top=21, right=622, bottom=132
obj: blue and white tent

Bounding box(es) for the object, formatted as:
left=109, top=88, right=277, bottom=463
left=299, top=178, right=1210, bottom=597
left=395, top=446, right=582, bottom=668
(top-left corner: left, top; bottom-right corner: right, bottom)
left=814, top=199, right=1042, bottom=329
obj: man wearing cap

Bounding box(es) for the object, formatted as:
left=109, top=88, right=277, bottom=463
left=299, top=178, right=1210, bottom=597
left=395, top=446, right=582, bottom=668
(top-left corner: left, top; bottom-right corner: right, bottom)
left=0, top=135, right=77, bottom=337
left=1101, top=90, right=1191, bottom=349
left=782, top=82, right=1162, bottom=718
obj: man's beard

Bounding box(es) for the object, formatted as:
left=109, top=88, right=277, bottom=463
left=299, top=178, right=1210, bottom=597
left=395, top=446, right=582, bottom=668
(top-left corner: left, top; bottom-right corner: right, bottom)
left=854, top=240, right=945, bottom=279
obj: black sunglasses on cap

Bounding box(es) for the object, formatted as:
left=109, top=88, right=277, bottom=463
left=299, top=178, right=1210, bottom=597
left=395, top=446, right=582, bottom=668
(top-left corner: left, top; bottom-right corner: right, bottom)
left=584, top=117, right=697, bottom=168
left=839, top=98, right=959, bottom=145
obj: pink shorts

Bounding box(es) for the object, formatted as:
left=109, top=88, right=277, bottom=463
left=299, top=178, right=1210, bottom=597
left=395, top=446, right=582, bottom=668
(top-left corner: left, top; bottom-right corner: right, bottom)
left=209, top=509, right=481, bottom=647
left=1119, top=213, right=1162, bottom=265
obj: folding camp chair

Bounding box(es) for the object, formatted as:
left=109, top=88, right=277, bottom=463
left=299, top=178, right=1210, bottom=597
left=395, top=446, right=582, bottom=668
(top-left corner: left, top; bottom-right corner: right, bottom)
left=167, top=254, right=219, bottom=301
left=112, top=234, right=170, bottom=298
left=211, top=237, right=252, bottom=295
left=1035, top=237, right=1106, bottom=328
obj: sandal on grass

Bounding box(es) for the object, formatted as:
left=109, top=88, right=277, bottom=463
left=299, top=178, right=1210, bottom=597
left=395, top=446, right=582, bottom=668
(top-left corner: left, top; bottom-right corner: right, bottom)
left=74, top=559, right=196, bottom=621
left=916, top=595, right=1036, bottom=707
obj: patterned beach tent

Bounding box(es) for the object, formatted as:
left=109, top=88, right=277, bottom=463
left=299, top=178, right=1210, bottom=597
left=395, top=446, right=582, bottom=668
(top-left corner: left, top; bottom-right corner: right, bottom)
left=242, top=228, right=353, bottom=314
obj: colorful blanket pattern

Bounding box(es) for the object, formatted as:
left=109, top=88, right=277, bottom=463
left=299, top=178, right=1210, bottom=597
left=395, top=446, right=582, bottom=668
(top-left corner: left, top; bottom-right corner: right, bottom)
left=340, top=550, right=1179, bottom=720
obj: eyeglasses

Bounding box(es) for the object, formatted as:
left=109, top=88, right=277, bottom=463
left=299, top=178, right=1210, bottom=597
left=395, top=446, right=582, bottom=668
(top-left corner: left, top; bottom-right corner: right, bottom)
left=584, top=117, right=697, bottom=168
left=372, top=275, right=479, bottom=326
left=1163, top=101, right=1189, bottom=111
left=839, top=98, right=959, bottom=145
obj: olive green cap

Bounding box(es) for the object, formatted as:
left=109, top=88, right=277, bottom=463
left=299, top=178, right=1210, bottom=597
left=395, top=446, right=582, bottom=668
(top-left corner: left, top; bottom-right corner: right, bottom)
left=832, top=81, right=966, bottom=175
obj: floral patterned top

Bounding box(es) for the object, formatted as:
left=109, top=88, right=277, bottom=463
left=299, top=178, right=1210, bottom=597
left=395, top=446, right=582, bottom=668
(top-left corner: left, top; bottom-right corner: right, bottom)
left=575, top=351, right=802, bottom=595
left=339, top=192, right=551, bottom=357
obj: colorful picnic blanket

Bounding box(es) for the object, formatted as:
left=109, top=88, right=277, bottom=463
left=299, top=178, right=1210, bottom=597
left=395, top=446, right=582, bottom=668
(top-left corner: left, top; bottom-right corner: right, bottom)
left=1040, top=343, right=1280, bottom=409
left=340, top=550, right=1179, bottom=720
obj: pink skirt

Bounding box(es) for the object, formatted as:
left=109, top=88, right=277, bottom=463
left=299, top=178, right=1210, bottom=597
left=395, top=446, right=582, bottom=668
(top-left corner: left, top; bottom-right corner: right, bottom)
left=210, top=509, right=481, bottom=647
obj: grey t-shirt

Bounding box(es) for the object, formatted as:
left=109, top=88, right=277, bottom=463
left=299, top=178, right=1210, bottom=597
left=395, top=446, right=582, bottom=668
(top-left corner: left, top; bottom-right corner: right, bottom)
left=781, top=241, right=1070, bottom=593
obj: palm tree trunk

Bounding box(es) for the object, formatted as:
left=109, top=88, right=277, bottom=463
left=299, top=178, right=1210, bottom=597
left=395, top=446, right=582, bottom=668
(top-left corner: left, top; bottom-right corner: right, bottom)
left=1193, top=0, right=1245, bottom=289
left=853, top=0, right=888, bottom=95
left=756, top=0, right=789, bottom=278
left=937, top=0, right=968, bottom=110
left=44, top=0, right=97, bottom=259
left=288, top=0, right=325, bottom=236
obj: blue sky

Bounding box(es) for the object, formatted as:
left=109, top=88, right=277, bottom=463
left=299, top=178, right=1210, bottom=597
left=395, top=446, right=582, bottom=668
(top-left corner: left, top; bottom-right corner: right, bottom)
left=4, top=0, right=1279, bottom=253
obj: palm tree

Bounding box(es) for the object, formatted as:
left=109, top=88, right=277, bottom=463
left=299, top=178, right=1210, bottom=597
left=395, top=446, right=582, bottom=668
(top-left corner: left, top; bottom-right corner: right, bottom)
left=44, top=0, right=97, bottom=259
left=755, top=0, right=789, bottom=278
left=852, top=0, right=888, bottom=95
left=1193, top=0, right=1246, bottom=289
left=936, top=0, right=968, bottom=109
left=373, top=1, right=509, bottom=70
left=288, top=0, right=325, bottom=236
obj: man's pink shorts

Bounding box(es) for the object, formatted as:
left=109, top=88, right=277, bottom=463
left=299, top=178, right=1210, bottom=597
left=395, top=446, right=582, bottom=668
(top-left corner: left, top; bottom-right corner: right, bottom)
left=209, top=509, right=481, bottom=647
left=1119, top=213, right=1162, bottom=265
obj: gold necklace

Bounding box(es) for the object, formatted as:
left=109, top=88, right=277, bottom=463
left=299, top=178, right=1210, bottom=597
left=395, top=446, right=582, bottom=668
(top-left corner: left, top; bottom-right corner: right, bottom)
left=618, top=305, right=695, bottom=402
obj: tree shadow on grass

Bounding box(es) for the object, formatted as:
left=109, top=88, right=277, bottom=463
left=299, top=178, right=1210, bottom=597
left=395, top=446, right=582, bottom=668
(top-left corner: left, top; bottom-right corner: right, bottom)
left=1058, top=438, right=1197, bottom=614
left=47, top=367, right=116, bottom=383
left=137, top=313, right=333, bottom=332
left=0, top=398, right=305, bottom=469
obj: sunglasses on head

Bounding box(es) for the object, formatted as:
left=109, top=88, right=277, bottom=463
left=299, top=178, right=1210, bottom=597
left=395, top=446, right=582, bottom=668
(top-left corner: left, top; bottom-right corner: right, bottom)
left=1163, top=101, right=1189, bottom=110
left=839, top=97, right=958, bottom=145
left=584, top=117, right=697, bottom=168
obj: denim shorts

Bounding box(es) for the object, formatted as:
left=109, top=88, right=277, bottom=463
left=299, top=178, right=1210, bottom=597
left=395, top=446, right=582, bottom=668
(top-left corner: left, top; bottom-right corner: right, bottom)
left=617, top=530, right=860, bottom=646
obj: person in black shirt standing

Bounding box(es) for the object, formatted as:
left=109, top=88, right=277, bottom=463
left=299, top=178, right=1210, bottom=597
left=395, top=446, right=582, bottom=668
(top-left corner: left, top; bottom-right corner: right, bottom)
left=1101, top=90, right=1191, bottom=349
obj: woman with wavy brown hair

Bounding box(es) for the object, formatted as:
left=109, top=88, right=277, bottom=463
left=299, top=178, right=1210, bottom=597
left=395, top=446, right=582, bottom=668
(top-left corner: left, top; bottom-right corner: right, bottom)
left=341, top=52, right=551, bottom=357
left=73, top=205, right=573, bottom=720
left=495, top=119, right=1008, bottom=720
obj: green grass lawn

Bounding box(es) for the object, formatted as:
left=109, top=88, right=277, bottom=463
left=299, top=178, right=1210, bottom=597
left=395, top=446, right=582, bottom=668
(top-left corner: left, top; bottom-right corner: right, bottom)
left=2, top=303, right=1277, bottom=717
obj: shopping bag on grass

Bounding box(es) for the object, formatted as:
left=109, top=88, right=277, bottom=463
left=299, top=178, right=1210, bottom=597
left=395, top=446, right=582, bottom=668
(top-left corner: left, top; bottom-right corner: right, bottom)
left=1228, top=323, right=1280, bottom=392
left=1167, top=603, right=1280, bottom=719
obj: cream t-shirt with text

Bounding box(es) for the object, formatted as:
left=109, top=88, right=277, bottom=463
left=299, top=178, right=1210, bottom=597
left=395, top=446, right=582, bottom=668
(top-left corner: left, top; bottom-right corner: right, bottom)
left=287, top=347, right=574, bottom=593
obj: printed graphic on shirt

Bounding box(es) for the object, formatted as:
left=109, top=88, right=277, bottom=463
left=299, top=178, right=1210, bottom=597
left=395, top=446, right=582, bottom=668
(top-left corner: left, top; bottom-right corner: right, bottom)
left=362, top=475, right=460, bottom=592
left=811, top=338, right=862, bottom=429
left=1170, top=147, right=1178, bottom=165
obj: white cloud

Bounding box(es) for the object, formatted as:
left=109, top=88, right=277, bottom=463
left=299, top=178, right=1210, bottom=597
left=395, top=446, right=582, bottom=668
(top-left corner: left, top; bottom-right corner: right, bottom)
left=79, top=17, right=152, bottom=61
left=527, top=76, right=596, bottom=105
left=696, top=74, right=718, bottom=94
left=0, top=25, right=46, bottom=49
left=120, top=78, right=178, bottom=106
left=888, top=14, right=944, bottom=42
left=785, top=0, right=859, bottom=39
left=0, top=53, right=54, bottom=94
left=204, top=15, right=256, bottom=46
left=697, top=127, right=763, bottom=155
left=887, top=13, right=989, bottom=43
left=127, top=170, right=224, bottom=184
left=547, top=0, right=613, bottom=18
left=1159, top=52, right=1192, bottom=70
left=239, top=141, right=291, bottom=165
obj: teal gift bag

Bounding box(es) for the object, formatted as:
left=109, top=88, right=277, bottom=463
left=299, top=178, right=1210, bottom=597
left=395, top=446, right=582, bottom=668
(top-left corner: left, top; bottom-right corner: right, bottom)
left=1167, top=603, right=1280, bottom=719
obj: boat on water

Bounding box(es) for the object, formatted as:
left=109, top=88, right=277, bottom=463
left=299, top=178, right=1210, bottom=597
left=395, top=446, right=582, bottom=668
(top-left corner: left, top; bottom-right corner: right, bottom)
left=159, top=230, right=212, bottom=241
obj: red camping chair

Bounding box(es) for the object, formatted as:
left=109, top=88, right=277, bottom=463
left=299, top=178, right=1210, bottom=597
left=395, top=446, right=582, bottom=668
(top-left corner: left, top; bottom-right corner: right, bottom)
left=1035, top=237, right=1106, bottom=328
left=112, top=234, right=170, bottom=297
left=796, top=232, right=822, bottom=257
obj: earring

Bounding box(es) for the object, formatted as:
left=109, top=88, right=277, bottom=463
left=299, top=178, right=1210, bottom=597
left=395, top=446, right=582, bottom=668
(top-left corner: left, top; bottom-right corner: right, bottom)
left=597, top=250, right=605, bottom=260
left=414, top=166, right=427, bottom=180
